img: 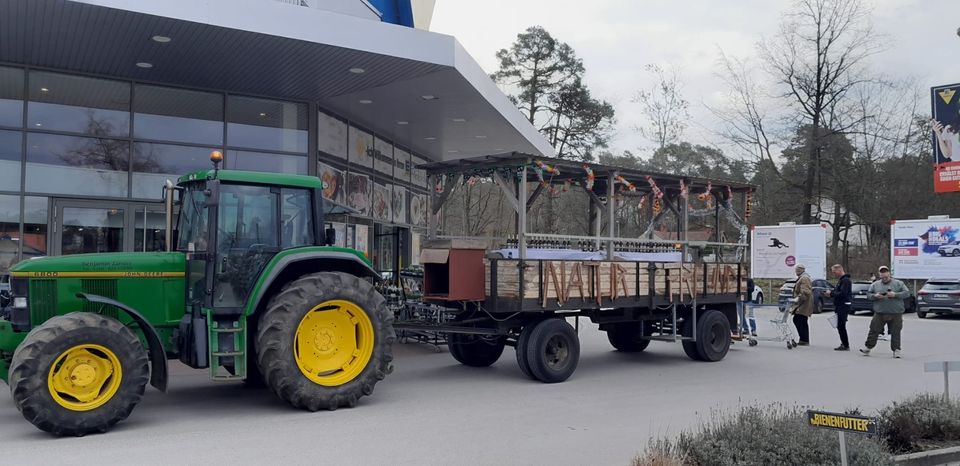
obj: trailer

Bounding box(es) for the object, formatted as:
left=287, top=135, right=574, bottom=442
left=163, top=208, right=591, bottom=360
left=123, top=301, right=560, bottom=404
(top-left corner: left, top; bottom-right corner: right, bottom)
left=393, top=153, right=756, bottom=382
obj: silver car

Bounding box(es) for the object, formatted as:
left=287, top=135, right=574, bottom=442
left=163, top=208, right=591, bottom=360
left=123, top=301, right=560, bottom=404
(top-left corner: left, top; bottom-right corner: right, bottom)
left=917, top=278, right=960, bottom=318
left=938, top=240, right=960, bottom=257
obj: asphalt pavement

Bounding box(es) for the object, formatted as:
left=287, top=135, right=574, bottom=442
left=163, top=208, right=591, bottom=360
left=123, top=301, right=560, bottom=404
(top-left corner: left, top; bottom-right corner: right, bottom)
left=1, top=311, right=958, bottom=465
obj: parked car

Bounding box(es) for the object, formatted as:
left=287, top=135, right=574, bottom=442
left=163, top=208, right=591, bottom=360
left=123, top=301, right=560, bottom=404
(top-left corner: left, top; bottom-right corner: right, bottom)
left=751, top=284, right=764, bottom=303
left=777, top=278, right=834, bottom=313
left=916, top=278, right=960, bottom=318
left=849, top=280, right=917, bottom=314
left=938, top=240, right=960, bottom=257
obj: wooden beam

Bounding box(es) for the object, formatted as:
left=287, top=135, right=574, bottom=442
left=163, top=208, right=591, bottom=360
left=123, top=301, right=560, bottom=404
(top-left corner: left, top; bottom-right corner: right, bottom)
left=525, top=182, right=545, bottom=212
left=492, top=171, right=521, bottom=214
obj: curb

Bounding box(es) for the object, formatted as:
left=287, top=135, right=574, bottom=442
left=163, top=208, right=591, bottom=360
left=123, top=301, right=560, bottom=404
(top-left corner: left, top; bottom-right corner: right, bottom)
left=893, top=446, right=960, bottom=466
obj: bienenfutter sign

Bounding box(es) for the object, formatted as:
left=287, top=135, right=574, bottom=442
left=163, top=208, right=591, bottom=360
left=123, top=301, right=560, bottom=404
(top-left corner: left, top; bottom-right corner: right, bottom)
left=806, top=410, right=877, bottom=434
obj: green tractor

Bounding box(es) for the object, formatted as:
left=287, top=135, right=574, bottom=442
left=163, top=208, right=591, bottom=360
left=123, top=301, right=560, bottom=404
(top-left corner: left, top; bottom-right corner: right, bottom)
left=0, top=154, right=394, bottom=436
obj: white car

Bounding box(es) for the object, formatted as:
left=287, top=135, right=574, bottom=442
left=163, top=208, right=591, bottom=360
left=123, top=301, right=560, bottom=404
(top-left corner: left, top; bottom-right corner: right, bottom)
left=938, top=240, right=960, bottom=257
left=751, top=284, right=764, bottom=303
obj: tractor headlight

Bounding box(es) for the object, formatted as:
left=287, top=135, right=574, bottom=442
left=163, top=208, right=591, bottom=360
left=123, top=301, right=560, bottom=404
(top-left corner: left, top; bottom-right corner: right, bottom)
left=12, top=297, right=26, bottom=309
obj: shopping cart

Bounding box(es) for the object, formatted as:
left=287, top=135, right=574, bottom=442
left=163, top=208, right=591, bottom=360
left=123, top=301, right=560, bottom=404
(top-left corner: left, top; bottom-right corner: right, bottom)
left=742, top=303, right=799, bottom=349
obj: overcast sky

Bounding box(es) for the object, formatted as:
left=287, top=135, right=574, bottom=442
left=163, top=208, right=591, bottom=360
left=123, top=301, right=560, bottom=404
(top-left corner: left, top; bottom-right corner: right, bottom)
left=431, top=0, right=960, bottom=159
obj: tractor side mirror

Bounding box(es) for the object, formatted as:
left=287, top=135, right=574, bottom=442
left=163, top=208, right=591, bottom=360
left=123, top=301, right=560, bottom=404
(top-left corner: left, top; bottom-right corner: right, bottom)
left=324, top=228, right=337, bottom=246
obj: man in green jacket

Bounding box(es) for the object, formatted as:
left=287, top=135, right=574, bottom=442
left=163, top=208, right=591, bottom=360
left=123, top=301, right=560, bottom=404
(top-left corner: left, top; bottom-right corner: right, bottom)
left=860, top=266, right=910, bottom=358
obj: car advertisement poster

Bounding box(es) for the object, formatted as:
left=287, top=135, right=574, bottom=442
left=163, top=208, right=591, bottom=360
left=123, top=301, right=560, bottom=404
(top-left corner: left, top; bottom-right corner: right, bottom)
left=931, top=82, right=960, bottom=193
left=890, top=218, right=960, bottom=279
left=751, top=224, right=828, bottom=279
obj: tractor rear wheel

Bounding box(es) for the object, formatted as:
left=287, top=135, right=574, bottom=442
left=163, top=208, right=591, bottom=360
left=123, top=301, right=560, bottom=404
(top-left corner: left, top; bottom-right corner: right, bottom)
left=256, top=272, right=394, bottom=411
left=8, top=312, right=149, bottom=436
left=606, top=322, right=652, bottom=352
left=448, top=333, right=505, bottom=367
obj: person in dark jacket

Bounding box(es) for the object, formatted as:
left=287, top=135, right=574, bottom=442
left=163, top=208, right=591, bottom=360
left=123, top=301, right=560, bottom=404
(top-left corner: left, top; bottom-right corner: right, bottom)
left=824, top=264, right=852, bottom=351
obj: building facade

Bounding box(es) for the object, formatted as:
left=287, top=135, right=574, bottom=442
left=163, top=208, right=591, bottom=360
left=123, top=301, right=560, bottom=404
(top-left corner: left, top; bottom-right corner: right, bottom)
left=0, top=0, right=552, bottom=276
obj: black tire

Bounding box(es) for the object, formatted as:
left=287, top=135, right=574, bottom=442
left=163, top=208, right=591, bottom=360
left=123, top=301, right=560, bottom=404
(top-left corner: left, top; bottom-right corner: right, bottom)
left=8, top=312, right=149, bottom=436
left=814, top=298, right=823, bottom=314
left=515, top=324, right=536, bottom=380
left=606, top=322, right=652, bottom=352
left=917, top=311, right=927, bottom=319
left=522, top=318, right=579, bottom=383
left=448, top=333, right=505, bottom=367
left=256, top=272, right=394, bottom=412
left=681, top=318, right=703, bottom=361
left=755, top=292, right=763, bottom=304
left=694, top=310, right=731, bottom=361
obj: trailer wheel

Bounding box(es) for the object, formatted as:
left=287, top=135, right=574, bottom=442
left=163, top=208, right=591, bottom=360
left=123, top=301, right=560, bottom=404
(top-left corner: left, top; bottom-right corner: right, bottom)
left=521, top=318, right=580, bottom=383
left=8, top=313, right=150, bottom=436
left=448, top=333, right=505, bottom=367
left=257, top=272, right=394, bottom=412
left=515, top=324, right=536, bottom=379
left=693, top=310, right=731, bottom=362
left=606, top=322, right=652, bottom=352
left=681, top=318, right=703, bottom=361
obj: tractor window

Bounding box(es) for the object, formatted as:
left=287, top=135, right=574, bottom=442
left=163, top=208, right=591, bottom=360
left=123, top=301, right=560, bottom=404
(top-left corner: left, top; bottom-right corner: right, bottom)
left=176, top=185, right=209, bottom=252
left=214, top=184, right=279, bottom=308
left=281, top=189, right=314, bottom=248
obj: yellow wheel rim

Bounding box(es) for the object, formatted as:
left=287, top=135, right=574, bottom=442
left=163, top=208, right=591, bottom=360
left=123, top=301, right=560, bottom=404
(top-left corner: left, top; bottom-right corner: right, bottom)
left=294, top=299, right=375, bottom=387
left=47, top=344, right=123, bottom=412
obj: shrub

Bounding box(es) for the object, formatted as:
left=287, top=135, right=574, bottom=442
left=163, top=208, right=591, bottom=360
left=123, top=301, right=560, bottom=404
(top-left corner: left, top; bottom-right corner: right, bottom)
left=638, top=404, right=893, bottom=466
left=877, top=394, right=960, bottom=453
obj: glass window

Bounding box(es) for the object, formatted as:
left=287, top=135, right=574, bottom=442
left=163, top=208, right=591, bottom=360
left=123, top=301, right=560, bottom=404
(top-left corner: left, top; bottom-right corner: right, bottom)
left=135, top=206, right=170, bottom=252
left=134, top=84, right=224, bottom=145
left=281, top=189, right=314, bottom=248
left=22, top=196, right=47, bottom=259
left=60, top=206, right=124, bottom=255
left=132, top=143, right=218, bottom=199
left=28, top=72, right=129, bottom=137
left=0, top=130, right=22, bottom=191
left=0, top=67, right=24, bottom=128
left=227, top=96, right=307, bottom=153
left=225, top=150, right=307, bottom=175
left=318, top=111, right=347, bottom=160
left=0, top=194, right=20, bottom=273
left=176, top=185, right=209, bottom=253
left=215, top=184, right=279, bottom=308
left=26, top=133, right=129, bottom=197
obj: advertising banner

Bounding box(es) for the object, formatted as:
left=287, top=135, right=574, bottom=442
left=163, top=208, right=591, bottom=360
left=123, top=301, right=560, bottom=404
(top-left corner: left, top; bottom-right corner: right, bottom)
left=750, top=224, right=828, bottom=279
left=890, top=218, right=960, bottom=279
left=347, top=172, right=371, bottom=216
left=318, top=162, right=345, bottom=205
left=931, top=82, right=960, bottom=193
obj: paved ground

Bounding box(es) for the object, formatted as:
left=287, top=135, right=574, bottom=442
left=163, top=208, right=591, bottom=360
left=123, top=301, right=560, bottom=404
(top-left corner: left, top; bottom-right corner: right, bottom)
left=1, top=311, right=958, bottom=465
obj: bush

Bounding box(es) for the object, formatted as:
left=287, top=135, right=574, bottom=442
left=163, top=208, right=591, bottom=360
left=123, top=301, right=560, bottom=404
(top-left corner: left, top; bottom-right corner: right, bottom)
left=877, top=394, right=960, bottom=454
left=636, top=404, right=893, bottom=466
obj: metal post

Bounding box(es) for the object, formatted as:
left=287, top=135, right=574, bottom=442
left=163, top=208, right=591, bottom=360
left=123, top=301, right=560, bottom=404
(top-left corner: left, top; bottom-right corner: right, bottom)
left=519, top=165, right=527, bottom=261
left=606, top=172, right=616, bottom=256
left=838, top=431, right=848, bottom=466
left=945, top=362, right=951, bottom=401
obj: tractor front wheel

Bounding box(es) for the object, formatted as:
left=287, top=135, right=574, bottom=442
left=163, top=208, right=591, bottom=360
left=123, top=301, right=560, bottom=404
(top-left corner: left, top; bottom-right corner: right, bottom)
left=256, top=272, right=394, bottom=411
left=8, top=312, right=150, bottom=436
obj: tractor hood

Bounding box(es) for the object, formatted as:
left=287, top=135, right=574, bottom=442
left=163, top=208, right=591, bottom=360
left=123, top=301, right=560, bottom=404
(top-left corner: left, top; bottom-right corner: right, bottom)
left=10, top=252, right=186, bottom=278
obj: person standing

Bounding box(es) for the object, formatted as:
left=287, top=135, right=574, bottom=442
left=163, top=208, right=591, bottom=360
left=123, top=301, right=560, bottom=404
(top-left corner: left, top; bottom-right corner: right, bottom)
left=824, top=264, right=853, bottom=351
left=860, top=266, right=909, bottom=358
left=789, top=264, right=814, bottom=346
left=740, top=278, right=758, bottom=336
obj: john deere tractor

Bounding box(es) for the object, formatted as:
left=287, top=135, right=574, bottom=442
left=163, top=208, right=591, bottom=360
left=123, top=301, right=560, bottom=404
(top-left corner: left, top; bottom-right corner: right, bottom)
left=0, top=153, right=394, bottom=436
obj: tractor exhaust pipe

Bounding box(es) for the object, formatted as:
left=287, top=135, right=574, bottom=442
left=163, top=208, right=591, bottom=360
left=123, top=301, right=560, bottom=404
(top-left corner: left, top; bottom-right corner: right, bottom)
left=164, top=179, right=175, bottom=252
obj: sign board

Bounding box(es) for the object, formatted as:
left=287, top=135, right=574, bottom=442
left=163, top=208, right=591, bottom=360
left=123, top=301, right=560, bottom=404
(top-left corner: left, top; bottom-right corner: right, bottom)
left=890, top=218, right=960, bottom=279
left=806, top=410, right=878, bottom=435
left=750, top=224, right=827, bottom=279
left=931, top=82, right=960, bottom=193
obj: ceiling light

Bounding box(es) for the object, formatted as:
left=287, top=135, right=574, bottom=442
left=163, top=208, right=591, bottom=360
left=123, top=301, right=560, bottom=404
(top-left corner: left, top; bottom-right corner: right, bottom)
left=40, top=87, right=49, bottom=92
left=358, top=99, right=373, bottom=104
left=475, top=135, right=487, bottom=139
left=349, top=67, right=365, bottom=74
left=396, top=121, right=409, bottom=125
left=424, top=137, right=436, bottom=140
left=136, top=62, right=153, bottom=69
left=421, top=95, right=437, bottom=100
left=451, top=118, right=467, bottom=123
left=152, top=35, right=171, bottom=43
left=447, top=150, right=459, bottom=154
left=34, top=123, right=42, bottom=127
left=259, top=112, right=267, bottom=117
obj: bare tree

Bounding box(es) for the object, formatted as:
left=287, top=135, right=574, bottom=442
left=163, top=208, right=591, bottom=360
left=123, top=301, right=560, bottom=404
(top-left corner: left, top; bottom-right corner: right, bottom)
left=632, top=64, right=690, bottom=151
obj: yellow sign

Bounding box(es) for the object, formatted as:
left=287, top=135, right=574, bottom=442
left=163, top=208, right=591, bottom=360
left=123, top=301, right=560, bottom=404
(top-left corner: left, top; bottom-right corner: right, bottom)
left=10, top=271, right=184, bottom=278
left=939, top=88, right=956, bottom=105
left=806, top=410, right=877, bottom=434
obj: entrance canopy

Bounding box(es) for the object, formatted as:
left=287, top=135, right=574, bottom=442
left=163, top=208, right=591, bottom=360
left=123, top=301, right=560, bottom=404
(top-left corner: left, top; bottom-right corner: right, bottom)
left=1, top=0, right=553, bottom=161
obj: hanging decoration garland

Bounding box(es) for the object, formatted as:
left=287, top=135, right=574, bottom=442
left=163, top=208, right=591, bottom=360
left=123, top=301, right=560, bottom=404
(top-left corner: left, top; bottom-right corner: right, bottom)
left=653, top=197, right=662, bottom=215
left=697, top=181, right=713, bottom=209
left=435, top=175, right=445, bottom=194
left=725, top=185, right=734, bottom=207
left=466, top=176, right=479, bottom=186
left=745, top=189, right=753, bottom=221
left=644, top=176, right=664, bottom=200
left=583, top=165, right=595, bottom=190
left=679, top=179, right=688, bottom=198
left=614, top=175, right=636, bottom=192
left=534, top=160, right=560, bottom=176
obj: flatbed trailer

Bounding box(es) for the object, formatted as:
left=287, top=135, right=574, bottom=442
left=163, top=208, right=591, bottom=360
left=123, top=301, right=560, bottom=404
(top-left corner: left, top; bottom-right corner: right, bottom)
left=393, top=153, right=755, bottom=383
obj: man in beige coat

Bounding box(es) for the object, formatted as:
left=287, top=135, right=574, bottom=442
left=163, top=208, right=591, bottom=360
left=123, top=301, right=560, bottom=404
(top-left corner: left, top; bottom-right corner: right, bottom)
left=789, top=264, right=815, bottom=346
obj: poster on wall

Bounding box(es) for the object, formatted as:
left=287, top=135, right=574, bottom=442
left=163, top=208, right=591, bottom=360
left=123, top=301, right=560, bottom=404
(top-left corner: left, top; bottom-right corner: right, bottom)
left=411, top=154, right=428, bottom=187
left=372, top=182, right=392, bottom=222
left=395, top=147, right=411, bottom=182
left=890, top=218, right=960, bottom=279
left=750, top=224, right=827, bottom=279
left=318, top=162, right=345, bottom=205
left=392, top=185, right=407, bottom=224
left=347, top=172, right=371, bottom=216
left=931, top=83, right=960, bottom=193
left=318, top=112, right=347, bottom=159
left=374, top=137, right=393, bottom=177
left=409, top=192, right=427, bottom=227
left=355, top=224, right=369, bottom=256
left=349, top=125, right=373, bottom=169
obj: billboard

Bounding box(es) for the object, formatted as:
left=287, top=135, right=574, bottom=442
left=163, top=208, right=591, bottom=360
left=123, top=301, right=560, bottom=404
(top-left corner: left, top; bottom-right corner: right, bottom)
left=750, top=224, right=828, bottom=279
left=931, top=83, right=960, bottom=193
left=890, top=218, right=960, bottom=279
